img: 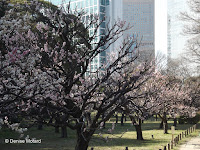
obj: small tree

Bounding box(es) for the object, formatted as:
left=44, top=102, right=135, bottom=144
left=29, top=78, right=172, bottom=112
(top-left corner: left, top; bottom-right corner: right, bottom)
left=148, top=74, right=195, bottom=134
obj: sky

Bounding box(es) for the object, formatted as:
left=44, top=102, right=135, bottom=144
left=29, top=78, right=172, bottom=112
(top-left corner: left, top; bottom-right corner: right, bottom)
left=49, top=0, right=168, bottom=57
left=155, top=0, right=167, bottom=57
left=49, top=0, right=62, bottom=5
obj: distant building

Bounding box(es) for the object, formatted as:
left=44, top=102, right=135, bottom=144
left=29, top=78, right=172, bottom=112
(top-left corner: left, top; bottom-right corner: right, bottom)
left=108, top=0, right=155, bottom=61
left=58, top=0, right=155, bottom=73
left=167, top=0, right=189, bottom=60
left=61, top=0, right=109, bottom=74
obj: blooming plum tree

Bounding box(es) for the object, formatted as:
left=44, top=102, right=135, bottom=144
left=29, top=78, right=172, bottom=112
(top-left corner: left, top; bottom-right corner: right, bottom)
left=0, top=1, right=153, bottom=149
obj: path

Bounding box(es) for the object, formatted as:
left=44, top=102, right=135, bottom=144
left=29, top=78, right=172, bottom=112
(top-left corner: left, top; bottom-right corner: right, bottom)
left=179, top=136, right=200, bottom=150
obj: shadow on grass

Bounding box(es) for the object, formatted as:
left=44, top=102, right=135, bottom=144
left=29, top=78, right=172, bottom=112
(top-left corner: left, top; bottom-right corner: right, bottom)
left=0, top=126, right=76, bottom=150
left=0, top=121, right=197, bottom=150
left=90, top=136, right=166, bottom=148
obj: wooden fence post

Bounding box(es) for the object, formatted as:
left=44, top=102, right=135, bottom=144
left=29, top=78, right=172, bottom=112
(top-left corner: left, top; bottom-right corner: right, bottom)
left=178, top=135, right=179, bottom=142
left=174, top=137, right=176, bottom=146
left=171, top=140, right=173, bottom=149
left=125, top=147, right=128, bottom=150
left=180, top=133, right=181, bottom=140
left=185, top=130, right=187, bottom=137
left=164, top=145, right=167, bottom=150
left=91, top=148, right=94, bottom=150
left=174, top=137, right=177, bottom=146
left=168, top=143, right=170, bottom=150
left=182, top=132, right=184, bottom=138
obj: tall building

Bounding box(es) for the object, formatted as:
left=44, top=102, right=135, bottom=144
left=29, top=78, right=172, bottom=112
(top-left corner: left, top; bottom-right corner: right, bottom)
left=167, top=0, right=189, bottom=60
left=58, top=0, right=155, bottom=72
left=108, top=0, right=155, bottom=61
left=61, top=0, right=109, bottom=74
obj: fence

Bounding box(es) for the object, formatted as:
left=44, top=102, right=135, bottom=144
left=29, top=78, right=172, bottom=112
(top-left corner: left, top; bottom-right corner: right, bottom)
left=159, top=124, right=197, bottom=150
left=90, top=124, right=197, bottom=150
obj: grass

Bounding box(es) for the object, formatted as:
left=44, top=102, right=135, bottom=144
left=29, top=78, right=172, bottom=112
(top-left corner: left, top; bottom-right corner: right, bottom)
left=0, top=118, right=199, bottom=150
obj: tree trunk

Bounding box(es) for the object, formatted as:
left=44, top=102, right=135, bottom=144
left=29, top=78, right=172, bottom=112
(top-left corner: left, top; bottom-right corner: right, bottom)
left=61, top=126, right=67, bottom=138
left=102, top=113, right=105, bottom=129
left=75, top=128, right=93, bottom=150
left=121, top=113, right=124, bottom=126
left=163, top=112, right=168, bottom=134
left=75, top=135, right=90, bottom=150
left=55, top=119, right=59, bottom=133
left=163, top=119, right=168, bottom=134
left=129, top=115, right=144, bottom=140
left=173, top=118, right=177, bottom=127
left=55, top=126, right=59, bottom=133
left=37, top=123, right=43, bottom=130
left=86, top=112, right=92, bottom=126
left=134, top=119, right=143, bottom=140
left=115, top=114, right=118, bottom=124
left=159, top=120, right=163, bottom=129
left=155, top=114, right=158, bottom=121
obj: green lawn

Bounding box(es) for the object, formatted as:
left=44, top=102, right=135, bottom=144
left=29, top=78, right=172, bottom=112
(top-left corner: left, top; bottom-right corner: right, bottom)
left=0, top=118, right=199, bottom=150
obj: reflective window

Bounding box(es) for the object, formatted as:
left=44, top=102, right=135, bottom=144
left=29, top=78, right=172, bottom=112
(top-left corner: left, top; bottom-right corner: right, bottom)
left=90, top=0, right=93, bottom=6
left=94, top=0, right=97, bottom=5
left=100, top=0, right=105, bottom=5
left=100, top=6, right=105, bottom=13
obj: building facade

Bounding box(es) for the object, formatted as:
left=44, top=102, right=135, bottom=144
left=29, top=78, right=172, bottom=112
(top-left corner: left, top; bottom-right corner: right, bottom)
left=108, top=0, right=155, bottom=61
left=167, top=0, right=189, bottom=60
left=60, top=0, right=155, bottom=72
left=61, top=0, right=109, bottom=74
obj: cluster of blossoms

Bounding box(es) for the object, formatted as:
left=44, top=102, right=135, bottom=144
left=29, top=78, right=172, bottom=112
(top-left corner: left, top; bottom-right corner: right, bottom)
left=0, top=117, right=27, bottom=138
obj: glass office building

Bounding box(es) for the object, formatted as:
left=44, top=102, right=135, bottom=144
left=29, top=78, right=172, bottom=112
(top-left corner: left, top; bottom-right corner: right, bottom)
left=61, top=0, right=109, bottom=74
left=108, top=0, right=155, bottom=60
left=167, top=0, right=189, bottom=60
left=60, top=0, right=155, bottom=72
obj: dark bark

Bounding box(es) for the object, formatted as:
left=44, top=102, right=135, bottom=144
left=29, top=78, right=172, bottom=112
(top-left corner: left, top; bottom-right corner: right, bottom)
left=129, top=115, right=144, bottom=140
left=163, top=112, right=168, bottom=134
left=134, top=119, right=143, bottom=140
left=173, top=118, right=177, bottom=127
left=158, top=113, right=168, bottom=134
left=37, top=120, right=43, bottom=130
left=75, top=127, right=94, bottom=150
left=101, top=113, right=105, bottom=129
left=163, top=119, right=168, bottom=134
left=61, top=126, right=67, bottom=138
left=121, top=113, right=124, bottom=126
left=115, top=114, right=118, bottom=124
left=37, top=124, right=43, bottom=130
left=86, top=112, right=92, bottom=126
left=159, top=120, right=163, bottom=129
left=55, top=119, right=60, bottom=133
left=55, top=126, right=59, bottom=133
left=75, top=134, right=90, bottom=150
left=155, top=114, right=158, bottom=121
